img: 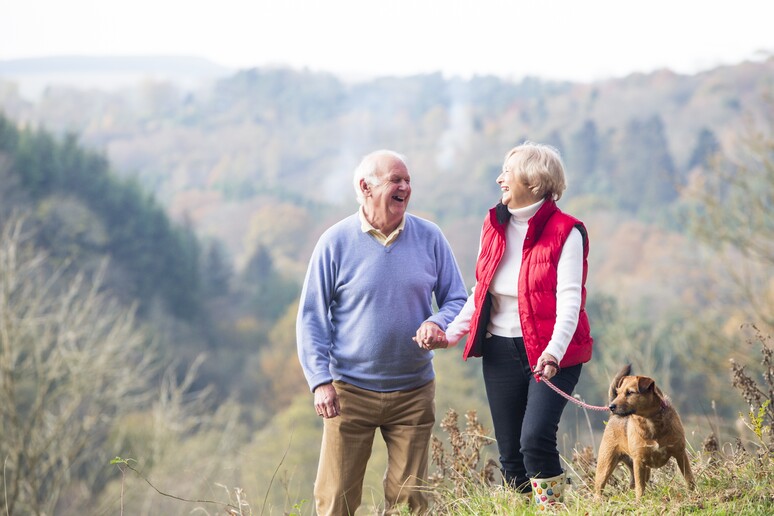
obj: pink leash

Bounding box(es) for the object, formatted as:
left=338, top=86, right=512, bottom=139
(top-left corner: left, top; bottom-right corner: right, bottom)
left=539, top=376, right=610, bottom=412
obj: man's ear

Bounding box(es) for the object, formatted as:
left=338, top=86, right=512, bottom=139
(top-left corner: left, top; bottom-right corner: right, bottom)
left=360, top=179, right=372, bottom=197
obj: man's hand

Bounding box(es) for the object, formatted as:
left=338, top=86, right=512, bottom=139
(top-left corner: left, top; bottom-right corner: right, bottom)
left=412, top=321, right=448, bottom=350
left=313, top=383, right=340, bottom=419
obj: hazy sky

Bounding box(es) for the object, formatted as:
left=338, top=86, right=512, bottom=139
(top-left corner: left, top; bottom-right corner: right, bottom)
left=2, top=0, right=773, bottom=82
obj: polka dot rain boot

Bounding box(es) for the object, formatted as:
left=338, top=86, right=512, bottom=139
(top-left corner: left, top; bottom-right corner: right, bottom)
left=529, top=472, right=566, bottom=511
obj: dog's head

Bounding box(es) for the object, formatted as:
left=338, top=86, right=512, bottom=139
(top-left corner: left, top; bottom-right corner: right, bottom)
left=608, top=374, right=665, bottom=417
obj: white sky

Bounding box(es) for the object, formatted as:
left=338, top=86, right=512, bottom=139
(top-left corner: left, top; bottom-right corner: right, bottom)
left=2, top=0, right=773, bottom=82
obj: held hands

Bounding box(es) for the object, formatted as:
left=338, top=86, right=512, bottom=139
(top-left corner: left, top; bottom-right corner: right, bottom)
left=412, top=321, right=448, bottom=351
left=533, top=353, right=560, bottom=380
left=313, top=383, right=340, bottom=419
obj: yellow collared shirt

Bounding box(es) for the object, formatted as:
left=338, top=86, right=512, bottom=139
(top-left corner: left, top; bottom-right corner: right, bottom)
left=358, top=206, right=405, bottom=246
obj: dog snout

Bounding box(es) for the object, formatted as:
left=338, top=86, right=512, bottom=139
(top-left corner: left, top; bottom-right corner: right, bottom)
left=609, top=403, right=616, bottom=412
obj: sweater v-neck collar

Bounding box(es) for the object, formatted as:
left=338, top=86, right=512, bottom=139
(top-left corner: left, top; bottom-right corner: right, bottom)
left=359, top=214, right=407, bottom=252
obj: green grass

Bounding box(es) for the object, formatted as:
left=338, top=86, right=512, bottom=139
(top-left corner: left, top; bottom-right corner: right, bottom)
left=424, top=452, right=774, bottom=515
left=111, top=329, right=774, bottom=515
left=416, top=407, right=774, bottom=516
left=110, top=414, right=773, bottom=515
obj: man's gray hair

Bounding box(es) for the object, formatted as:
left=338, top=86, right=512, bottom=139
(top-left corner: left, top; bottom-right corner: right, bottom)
left=353, top=150, right=408, bottom=205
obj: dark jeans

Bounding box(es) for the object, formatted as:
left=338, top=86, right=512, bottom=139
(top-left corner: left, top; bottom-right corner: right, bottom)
left=482, top=334, right=582, bottom=492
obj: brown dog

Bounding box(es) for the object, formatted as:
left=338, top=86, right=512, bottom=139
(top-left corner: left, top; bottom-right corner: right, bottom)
left=594, top=364, right=695, bottom=499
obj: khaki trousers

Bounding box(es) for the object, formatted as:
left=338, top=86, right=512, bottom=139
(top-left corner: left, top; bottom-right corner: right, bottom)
left=314, top=380, right=435, bottom=516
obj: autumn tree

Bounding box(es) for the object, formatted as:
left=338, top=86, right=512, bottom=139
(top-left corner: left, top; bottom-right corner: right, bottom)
left=685, top=102, right=774, bottom=333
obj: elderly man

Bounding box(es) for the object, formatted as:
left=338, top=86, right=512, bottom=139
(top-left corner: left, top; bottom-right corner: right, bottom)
left=297, top=149, right=467, bottom=515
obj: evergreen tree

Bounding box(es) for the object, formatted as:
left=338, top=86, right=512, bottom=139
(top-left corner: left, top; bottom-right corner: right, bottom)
left=241, top=244, right=298, bottom=320
left=687, top=127, right=721, bottom=171
left=567, top=119, right=600, bottom=195
left=615, top=115, right=678, bottom=213
left=201, top=239, right=233, bottom=298
left=0, top=113, right=202, bottom=320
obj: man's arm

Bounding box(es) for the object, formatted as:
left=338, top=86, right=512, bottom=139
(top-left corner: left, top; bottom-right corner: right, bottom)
left=297, top=237, right=344, bottom=418
left=296, top=239, right=336, bottom=392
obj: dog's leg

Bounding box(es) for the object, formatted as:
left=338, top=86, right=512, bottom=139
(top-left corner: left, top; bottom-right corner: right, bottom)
left=620, top=455, right=635, bottom=489
left=674, top=449, right=695, bottom=490
left=633, top=458, right=648, bottom=499
left=594, top=447, right=620, bottom=498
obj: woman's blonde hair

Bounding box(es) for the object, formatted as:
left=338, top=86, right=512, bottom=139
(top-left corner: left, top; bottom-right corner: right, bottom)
left=504, top=141, right=567, bottom=201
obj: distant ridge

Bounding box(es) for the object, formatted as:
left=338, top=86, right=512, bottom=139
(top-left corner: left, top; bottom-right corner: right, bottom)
left=0, top=55, right=235, bottom=97
left=0, top=55, right=231, bottom=75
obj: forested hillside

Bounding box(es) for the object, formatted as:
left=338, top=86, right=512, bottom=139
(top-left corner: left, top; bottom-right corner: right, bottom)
left=0, top=57, right=771, bottom=513
left=2, top=60, right=770, bottom=275
left=0, top=114, right=201, bottom=317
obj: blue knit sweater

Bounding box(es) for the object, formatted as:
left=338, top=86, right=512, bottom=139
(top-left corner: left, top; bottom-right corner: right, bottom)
left=296, top=212, right=467, bottom=392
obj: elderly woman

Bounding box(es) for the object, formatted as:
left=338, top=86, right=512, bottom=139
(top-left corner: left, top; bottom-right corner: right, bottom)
left=444, top=141, right=593, bottom=509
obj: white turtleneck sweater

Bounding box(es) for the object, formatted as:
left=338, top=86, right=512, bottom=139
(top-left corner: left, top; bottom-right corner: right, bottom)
left=446, top=199, right=583, bottom=362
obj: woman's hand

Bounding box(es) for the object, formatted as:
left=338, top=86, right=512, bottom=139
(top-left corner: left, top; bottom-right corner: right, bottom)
left=534, top=353, right=560, bottom=380
left=413, top=322, right=448, bottom=350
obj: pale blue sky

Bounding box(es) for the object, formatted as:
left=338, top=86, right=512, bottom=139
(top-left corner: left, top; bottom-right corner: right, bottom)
left=2, top=0, right=773, bottom=82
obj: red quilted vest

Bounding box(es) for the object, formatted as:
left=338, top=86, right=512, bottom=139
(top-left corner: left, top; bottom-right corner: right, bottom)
left=461, top=200, right=593, bottom=369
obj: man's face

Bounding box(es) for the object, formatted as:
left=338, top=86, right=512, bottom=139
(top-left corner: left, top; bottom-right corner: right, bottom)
left=363, top=156, right=411, bottom=229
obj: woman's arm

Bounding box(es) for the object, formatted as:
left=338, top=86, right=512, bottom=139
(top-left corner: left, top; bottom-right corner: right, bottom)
left=543, top=227, right=583, bottom=362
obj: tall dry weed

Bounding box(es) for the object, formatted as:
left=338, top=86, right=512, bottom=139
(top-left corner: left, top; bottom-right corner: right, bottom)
left=427, top=409, right=499, bottom=497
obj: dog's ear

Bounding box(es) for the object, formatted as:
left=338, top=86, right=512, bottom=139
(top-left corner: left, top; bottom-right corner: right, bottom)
left=607, top=376, right=625, bottom=401
left=610, top=375, right=625, bottom=401
left=638, top=377, right=656, bottom=394
left=609, top=364, right=633, bottom=401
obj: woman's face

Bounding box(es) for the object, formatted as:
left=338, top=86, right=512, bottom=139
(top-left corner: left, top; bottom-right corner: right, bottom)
left=496, top=157, right=542, bottom=209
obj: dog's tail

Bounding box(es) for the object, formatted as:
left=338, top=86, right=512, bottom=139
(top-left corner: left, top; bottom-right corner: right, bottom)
left=609, top=364, right=633, bottom=402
